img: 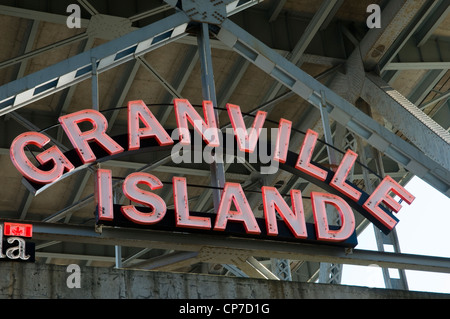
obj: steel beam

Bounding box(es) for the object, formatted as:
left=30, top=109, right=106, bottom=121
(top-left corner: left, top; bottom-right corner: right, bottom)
left=77, top=0, right=98, bottom=16
left=244, top=256, right=280, bottom=280
left=226, top=0, right=265, bottom=16
left=162, top=0, right=265, bottom=19
left=360, top=144, right=409, bottom=290
left=408, top=70, right=447, bottom=106
left=259, top=0, right=343, bottom=108
left=176, top=34, right=346, bottom=67
left=129, top=251, right=200, bottom=271
left=378, top=1, right=443, bottom=73
left=122, top=248, right=152, bottom=267
left=223, top=264, right=248, bottom=277
left=55, top=37, right=95, bottom=119
left=288, top=0, right=343, bottom=67
left=19, top=220, right=450, bottom=274
left=128, top=4, right=174, bottom=22
left=35, top=252, right=119, bottom=264
left=63, top=170, right=92, bottom=223
left=106, top=59, right=141, bottom=130
left=382, top=34, right=450, bottom=71
left=362, top=73, right=450, bottom=173
left=421, top=90, right=450, bottom=110
left=91, top=57, right=99, bottom=111
left=159, top=46, right=199, bottom=125
left=384, top=62, right=450, bottom=71
left=217, top=56, right=250, bottom=108
left=0, top=3, right=348, bottom=70
left=268, top=0, right=287, bottom=22
left=214, top=19, right=450, bottom=197
left=0, top=33, right=89, bottom=71
left=271, top=259, right=292, bottom=281
left=18, top=192, right=33, bottom=220
left=415, top=0, right=450, bottom=47
left=138, top=56, right=183, bottom=99
left=359, top=0, right=428, bottom=71
left=15, top=20, right=40, bottom=79
left=0, top=11, right=190, bottom=116
left=197, top=23, right=226, bottom=212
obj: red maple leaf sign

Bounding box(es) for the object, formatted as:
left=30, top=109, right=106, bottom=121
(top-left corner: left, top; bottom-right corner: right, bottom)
left=11, top=227, right=24, bottom=236
left=3, top=223, right=33, bottom=237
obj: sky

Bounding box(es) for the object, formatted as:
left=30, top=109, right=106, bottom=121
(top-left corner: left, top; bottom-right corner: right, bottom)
left=341, top=176, right=450, bottom=294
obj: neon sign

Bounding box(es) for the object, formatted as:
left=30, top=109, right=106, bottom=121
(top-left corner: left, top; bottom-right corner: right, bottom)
left=9, top=99, right=415, bottom=247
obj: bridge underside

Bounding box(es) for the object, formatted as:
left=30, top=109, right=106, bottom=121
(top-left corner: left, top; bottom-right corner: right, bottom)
left=0, top=0, right=449, bottom=292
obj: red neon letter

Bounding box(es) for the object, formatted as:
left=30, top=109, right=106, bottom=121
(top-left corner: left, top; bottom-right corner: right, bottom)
left=95, top=169, right=114, bottom=221
left=311, top=192, right=355, bottom=242
left=262, top=187, right=307, bottom=238
left=173, top=99, right=220, bottom=147
left=173, top=176, right=211, bottom=229
left=121, top=172, right=166, bottom=225
left=329, top=150, right=362, bottom=201
left=363, top=175, right=415, bottom=231
left=128, top=100, right=173, bottom=150
left=273, top=118, right=292, bottom=163
left=295, top=129, right=328, bottom=181
left=214, top=183, right=261, bottom=235
left=226, top=103, right=267, bottom=153
left=59, top=109, right=124, bottom=164
left=10, top=132, right=74, bottom=184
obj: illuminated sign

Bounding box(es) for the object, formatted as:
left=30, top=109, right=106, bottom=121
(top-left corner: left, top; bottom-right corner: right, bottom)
left=0, top=222, right=35, bottom=262
left=9, top=99, right=415, bottom=248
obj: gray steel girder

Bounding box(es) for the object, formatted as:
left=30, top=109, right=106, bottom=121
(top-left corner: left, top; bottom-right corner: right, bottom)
left=214, top=18, right=450, bottom=198
left=0, top=11, right=190, bottom=116
left=1, top=0, right=449, bottom=200
left=26, top=220, right=450, bottom=274
left=363, top=74, right=450, bottom=173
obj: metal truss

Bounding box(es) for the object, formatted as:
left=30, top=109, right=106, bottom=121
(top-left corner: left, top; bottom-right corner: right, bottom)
left=358, top=141, right=409, bottom=289
left=0, top=11, right=190, bottom=115
left=272, top=259, right=292, bottom=281
left=214, top=15, right=450, bottom=199
left=21, top=220, right=450, bottom=275
left=0, top=0, right=449, bottom=286
left=379, top=1, right=450, bottom=72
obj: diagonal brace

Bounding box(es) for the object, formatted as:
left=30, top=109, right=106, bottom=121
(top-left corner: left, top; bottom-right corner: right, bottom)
left=214, top=18, right=450, bottom=198
left=0, top=12, right=190, bottom=116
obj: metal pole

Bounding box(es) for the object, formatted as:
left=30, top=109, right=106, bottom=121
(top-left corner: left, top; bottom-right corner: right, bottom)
left=318, top=91, right=343, bottom=284
left=113, top=180, right=122, bottom=268
left=91, top=57, right=99, bottom=111
left=319, top=90, right=338, bottom=167
left=197, top=23, right=226, bottom=212
left=373, top=150, right=409, bottom=290
left=115, top=245, right=122, bottom=268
